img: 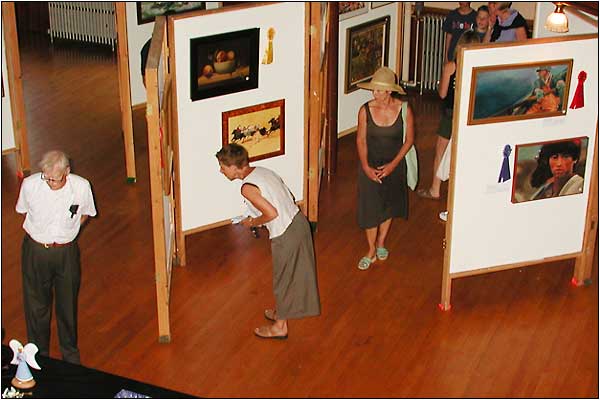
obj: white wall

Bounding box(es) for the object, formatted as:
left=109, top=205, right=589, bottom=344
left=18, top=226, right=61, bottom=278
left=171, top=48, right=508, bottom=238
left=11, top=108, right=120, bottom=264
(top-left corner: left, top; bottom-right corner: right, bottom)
left=338, top=2, right=400, bottom=134
left=533, top=2, right=598, bottom=38
left=172, top=2, right=306, bottom=231
left=125, top=2, right=154, bottom=106
left=2, top=24, right=16, bottom=151
left=125, top=2, right=221, bottom=106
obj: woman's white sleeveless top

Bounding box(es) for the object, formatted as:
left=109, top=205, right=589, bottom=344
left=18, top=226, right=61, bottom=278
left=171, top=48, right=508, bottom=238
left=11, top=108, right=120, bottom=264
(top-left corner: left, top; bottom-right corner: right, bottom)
left=242, top=167, right=299, bottom=239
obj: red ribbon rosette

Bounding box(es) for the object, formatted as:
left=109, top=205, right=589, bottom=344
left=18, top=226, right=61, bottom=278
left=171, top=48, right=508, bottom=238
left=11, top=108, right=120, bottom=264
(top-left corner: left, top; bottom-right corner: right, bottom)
left=569, top=71, right=587, bottom=109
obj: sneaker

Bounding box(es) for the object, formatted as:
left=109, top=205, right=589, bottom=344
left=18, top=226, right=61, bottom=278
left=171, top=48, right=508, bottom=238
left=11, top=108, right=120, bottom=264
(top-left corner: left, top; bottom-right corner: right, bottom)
left=439, top=210, right=448, bottom=222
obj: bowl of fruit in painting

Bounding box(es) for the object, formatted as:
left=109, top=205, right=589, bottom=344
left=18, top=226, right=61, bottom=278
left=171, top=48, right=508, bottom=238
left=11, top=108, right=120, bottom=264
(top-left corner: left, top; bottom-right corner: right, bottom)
left=213, top=50, right=236, bottom=74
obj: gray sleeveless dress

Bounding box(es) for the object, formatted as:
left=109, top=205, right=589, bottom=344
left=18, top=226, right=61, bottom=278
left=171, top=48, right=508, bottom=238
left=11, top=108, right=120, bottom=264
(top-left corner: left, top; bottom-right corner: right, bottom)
left=357, top=102, right=408, bottom=229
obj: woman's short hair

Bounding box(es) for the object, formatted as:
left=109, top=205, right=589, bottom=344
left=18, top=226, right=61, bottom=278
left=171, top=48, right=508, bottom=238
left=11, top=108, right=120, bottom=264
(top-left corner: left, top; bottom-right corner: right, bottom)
left=477, top=5, right=489, bottom=13
left=496, top=2, right=512, bottom=11
left=39, top=150, right=70, bottom=172
left=216, top=143, right=249, bottom=168
left=530, top=140, right=581, bottom=187
left=453, top=29, right=482, bottom=59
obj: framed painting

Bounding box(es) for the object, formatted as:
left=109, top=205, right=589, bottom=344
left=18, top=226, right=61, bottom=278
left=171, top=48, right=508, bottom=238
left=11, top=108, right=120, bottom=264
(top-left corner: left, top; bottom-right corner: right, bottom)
left=136, top=2, right=206, bottom=25
left=339, top=2, right=368, bottom=21
left=222, top=99, right=285, bottom=162
left=511, top=136, right=588, bottom=204
left=468, top=59, right=573, bottom=125
left=371, top=2, right=393, bottom=9
left=345, top=16, right=390, bottom=94
left=190, top=28, right=260, bottom=101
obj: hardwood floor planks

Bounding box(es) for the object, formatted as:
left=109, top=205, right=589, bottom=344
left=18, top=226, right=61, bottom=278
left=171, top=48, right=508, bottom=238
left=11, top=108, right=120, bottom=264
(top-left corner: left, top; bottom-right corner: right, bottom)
left=1, top=33, right=597, bottom=398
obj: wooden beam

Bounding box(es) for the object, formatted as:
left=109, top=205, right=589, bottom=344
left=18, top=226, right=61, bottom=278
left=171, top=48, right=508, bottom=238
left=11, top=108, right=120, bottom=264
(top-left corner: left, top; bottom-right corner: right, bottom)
left=115, top=2, right=137, bottom=181
left=307, top=2, right=322, bottom=222
left=167, top=14, right=186, bottom=266
left=325, top=2, right=339, bottom=176
left=573, top=126, right=599, bottom=285
left=145, top=16, right=171, bottom=342
left=2, top=2, right=30, bottom=175
left=558, top=2, right=599, bottom=16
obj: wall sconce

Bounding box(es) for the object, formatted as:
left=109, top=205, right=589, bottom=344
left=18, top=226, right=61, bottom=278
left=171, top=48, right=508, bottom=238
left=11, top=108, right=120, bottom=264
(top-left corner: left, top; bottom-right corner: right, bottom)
left=545, top=3, right=569, bottom=33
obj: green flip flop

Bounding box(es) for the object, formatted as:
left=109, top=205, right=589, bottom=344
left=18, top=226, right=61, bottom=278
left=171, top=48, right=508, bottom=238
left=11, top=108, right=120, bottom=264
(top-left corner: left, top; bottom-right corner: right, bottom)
left=376, top=247, right=389, bottom=261
left=358, top=256, right=376, bottom=270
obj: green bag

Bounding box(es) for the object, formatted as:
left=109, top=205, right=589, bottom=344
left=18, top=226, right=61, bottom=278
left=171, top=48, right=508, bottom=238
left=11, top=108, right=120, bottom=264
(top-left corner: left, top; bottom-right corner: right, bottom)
left=401, top=101, right=418, bottom=190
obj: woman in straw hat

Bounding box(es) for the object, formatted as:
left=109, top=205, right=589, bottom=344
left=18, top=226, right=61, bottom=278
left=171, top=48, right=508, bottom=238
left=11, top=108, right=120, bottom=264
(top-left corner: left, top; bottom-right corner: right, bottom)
left=355, top=67, right=414, bottom=271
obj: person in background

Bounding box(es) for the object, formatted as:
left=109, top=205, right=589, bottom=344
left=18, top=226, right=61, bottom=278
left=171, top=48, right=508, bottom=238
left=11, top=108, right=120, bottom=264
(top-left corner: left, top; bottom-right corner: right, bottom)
left=16, top=150, right=97, bottom=364
left=475, top=5, right=491, bottom=42
left=530, top=140, right=584, bottom=200
left=216, top=144, right=320, bottom=339
left=417, top=30, right=482, bottom=204
left=485, top=1, right=528, bottom=42
left=487, top=2, right=498, bottom=29
left=526, top=65, right=567, bottom=113
left=140, top=38, right=152, bottom=87
left=442, top=2, right=477, bottom=62
left=355, top=67, right=414, bottom=270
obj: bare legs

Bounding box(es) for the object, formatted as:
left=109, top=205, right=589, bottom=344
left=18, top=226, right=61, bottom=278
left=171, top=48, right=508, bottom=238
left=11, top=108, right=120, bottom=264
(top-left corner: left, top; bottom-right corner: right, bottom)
left=364, top=218, right=392, bottom=258
left=427, top=136, right=450, bottom=198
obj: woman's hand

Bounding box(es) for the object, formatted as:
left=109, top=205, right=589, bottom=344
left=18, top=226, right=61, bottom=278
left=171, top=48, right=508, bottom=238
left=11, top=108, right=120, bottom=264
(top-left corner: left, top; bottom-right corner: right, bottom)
left=241, top=216, right=254, bottom=228
left=362, top=164, right=382, bottom=184
left=375, top=162, right=398, bottom=180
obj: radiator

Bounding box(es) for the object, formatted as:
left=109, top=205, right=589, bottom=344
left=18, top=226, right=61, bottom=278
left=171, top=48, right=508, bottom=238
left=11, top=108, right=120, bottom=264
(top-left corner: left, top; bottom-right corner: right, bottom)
left=48, top=2, right=116, bottom=50
left=419, top=14, right=445, bottom=94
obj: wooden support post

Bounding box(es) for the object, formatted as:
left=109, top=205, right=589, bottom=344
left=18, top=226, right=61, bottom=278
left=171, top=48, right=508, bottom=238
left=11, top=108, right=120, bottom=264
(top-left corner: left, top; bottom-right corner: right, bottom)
left=2, top=2, right=30, bottom=175
left=307, top=2, right=322, bottom=223
left=145, top=17, right=171, bottom=342
left=325, top=2, right=338, bottom=177
left=573, top=128, right=599, bottom=286
left=440, top=274, right=452, bottom=311
left=115, top=2, right=137, bottom=182
left=167, top=16, right=186, bottom=266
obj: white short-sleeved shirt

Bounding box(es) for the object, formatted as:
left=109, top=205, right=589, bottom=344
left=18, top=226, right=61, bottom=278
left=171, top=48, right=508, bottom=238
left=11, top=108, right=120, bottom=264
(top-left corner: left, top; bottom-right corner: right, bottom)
left=16, top=172, right=97, bottom=244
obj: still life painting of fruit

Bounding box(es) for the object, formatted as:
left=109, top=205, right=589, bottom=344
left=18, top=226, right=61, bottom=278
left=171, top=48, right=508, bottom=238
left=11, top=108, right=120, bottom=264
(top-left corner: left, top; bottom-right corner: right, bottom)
left=190, top=28, right=259, bottom=101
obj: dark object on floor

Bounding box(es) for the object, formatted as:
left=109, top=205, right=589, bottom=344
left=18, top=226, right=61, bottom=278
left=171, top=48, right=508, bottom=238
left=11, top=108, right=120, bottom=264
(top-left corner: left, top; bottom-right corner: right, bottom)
left=0, top=345, right=193, bottom=398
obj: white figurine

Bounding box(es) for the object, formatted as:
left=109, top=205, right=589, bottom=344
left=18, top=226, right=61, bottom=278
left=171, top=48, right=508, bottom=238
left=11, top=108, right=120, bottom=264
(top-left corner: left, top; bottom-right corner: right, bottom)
left=9, top=339, right=41, bottom=389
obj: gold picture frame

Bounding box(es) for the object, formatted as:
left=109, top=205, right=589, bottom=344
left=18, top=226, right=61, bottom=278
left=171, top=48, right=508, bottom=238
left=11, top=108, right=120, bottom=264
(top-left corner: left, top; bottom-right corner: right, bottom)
left=468, top=59, right=573, bottom=125
left=345, top=15, right=390, bottom=94
left=222, top=99, right=285, bottom=162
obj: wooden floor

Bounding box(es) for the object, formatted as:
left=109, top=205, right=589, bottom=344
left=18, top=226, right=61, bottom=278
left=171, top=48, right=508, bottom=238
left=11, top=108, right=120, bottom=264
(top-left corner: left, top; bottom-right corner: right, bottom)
left=2, top=34, right=598, bottom=398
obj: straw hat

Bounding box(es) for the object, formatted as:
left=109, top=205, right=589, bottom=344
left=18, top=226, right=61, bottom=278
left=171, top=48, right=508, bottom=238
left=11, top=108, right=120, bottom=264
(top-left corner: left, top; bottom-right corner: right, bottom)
left=357, top=67, right=406, bottom=94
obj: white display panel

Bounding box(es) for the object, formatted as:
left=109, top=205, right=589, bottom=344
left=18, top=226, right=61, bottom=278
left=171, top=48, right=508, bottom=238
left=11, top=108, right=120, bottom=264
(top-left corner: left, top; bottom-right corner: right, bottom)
left=172, top=3, right=306, bottom=231
left=449, top=35, right=598, bottom=274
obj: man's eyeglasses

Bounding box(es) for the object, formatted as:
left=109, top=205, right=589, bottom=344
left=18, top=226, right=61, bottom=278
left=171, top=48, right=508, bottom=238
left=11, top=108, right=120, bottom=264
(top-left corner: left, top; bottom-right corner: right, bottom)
left=41, top=173, right=65, bottom=183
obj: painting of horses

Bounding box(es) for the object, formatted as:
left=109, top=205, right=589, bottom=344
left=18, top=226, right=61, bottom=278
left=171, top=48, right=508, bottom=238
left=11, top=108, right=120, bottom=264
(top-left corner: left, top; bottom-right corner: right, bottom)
left=222, top=99, right=285, bottom=162
left=468, top=59, right=573, bottom=125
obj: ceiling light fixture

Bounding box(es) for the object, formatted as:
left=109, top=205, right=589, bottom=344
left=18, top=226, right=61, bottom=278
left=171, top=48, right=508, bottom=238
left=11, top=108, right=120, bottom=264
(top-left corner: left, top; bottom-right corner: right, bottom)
left=545, top=3, right=569, bottom=33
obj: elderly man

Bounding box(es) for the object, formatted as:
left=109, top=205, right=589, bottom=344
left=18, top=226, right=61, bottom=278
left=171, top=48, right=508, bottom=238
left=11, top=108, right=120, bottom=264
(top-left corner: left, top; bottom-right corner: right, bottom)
left=16, top=150, right=96, bottom=364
